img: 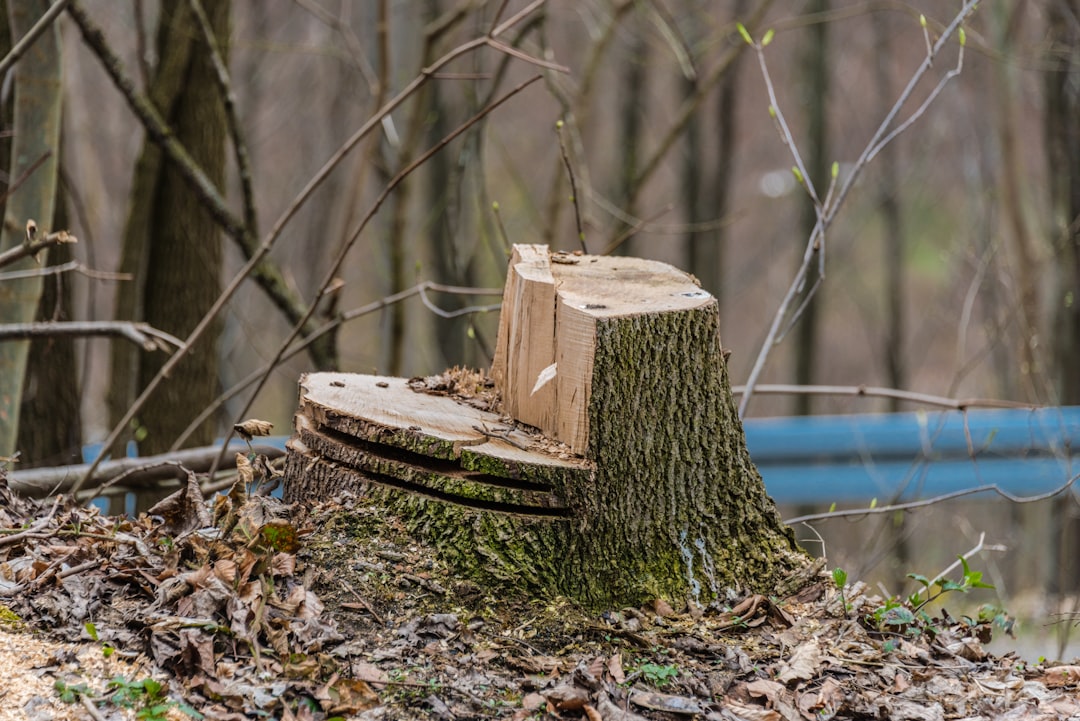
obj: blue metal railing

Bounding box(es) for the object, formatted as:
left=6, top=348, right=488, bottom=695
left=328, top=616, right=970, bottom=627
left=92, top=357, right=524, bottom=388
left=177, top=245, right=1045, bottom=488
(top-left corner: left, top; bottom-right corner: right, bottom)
left=744, top=406, right=1080, bottom=504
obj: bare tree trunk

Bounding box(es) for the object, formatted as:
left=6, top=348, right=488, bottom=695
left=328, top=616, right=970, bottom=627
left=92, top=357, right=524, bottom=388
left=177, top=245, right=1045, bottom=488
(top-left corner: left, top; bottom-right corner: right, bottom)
left=111, top=0, right=230, bottom=454
left=0, top=0, right=62, bottom=459
left=792, top=0, right=828, bottom=417
left=873, top=11, right=905, bottom=412
left=424, top=0, right=466, bottom=368
left=688, top=0, right=746, bottom=305
left=17, top=165, right=82, bottom=467
left=613, top=8, right=649, bottom=256
left=1044, top=0, right=1080, bottom=598
left=994, top=4, right=1046, bottom=403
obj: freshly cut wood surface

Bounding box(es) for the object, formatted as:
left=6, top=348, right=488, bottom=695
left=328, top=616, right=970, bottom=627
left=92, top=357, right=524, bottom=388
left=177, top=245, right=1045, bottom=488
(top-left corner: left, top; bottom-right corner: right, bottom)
left=493, top=247, right=714, bottom=453
left=491, top=245, right=557, bottom=433
left=286, top=373, right=590, bottom=515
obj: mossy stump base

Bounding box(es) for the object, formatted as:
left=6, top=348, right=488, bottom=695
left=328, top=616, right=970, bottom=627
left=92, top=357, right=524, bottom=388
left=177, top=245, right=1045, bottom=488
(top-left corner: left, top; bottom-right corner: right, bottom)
left=283, top=246, right=808, bottom=610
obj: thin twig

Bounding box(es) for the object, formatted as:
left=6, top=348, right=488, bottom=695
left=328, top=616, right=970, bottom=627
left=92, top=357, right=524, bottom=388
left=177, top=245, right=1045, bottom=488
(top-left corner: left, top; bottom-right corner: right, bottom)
left=784, top=472, right=1080, bottom=525
left=0, top=259, right=127, bottom=282
left=80, top=694, right=107, bottom=721
left=729, top=383, right=1036, bottom=411
left=0, top=497, right=60, bottom=548
left=738, top=2, right=976, bottom=417
left=0, top=152, right=53, bottom=207
left=188, top=0, right=259, bottom=241
left=81, top=460, right=185, bottom=505
left=0, top=229, right=75, bottom=269
left=417, top=285, right=502, bottom=319
left=0, top=0, right=69, bottom=78
left=925, top=533, right=1003, bottom=592
left=8, top=444, right=283, bottom=498
left=556, top=121, right=587, bottom=252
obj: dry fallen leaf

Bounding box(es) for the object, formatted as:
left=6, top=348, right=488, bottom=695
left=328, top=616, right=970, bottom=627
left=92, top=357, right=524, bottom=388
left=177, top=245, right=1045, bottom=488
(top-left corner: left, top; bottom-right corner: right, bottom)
left=1039, top=664, right=1080, bottom=688
left=722, top=698, right=783, bottom=721
left=608, top=651, right=625, bottom=684
left=776, top=636, right=823, bottom=684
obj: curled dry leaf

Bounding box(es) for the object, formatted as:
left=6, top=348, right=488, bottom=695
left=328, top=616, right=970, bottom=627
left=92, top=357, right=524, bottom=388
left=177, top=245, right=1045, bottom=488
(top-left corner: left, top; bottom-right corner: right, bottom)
left=235, top=452, right=254, bottom=486
left=234, top=418, right=274, bottom=441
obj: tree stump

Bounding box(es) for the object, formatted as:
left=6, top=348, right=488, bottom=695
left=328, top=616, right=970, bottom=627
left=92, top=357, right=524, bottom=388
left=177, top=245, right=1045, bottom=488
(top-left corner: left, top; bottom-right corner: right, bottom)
left=284, top=245, right=807, bottom=609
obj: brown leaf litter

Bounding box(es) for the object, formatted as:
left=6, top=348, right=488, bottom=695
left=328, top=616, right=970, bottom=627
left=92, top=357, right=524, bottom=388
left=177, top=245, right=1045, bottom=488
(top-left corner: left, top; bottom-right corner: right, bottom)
left=0, top=461, right=1078, bottom=720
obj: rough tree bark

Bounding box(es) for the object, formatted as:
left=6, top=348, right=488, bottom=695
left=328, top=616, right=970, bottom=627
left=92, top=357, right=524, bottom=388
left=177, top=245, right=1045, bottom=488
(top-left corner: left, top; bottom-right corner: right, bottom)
left=17, top=171, right=82, bottom=467
left=109, top=0, right=230, bottom=454
left=284, top=246, right=808, bottom=609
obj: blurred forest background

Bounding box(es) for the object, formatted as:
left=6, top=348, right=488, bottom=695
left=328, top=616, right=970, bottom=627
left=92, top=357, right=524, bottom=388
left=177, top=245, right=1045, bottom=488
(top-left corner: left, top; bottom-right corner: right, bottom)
left=1, top=0, right=1079, bottom=655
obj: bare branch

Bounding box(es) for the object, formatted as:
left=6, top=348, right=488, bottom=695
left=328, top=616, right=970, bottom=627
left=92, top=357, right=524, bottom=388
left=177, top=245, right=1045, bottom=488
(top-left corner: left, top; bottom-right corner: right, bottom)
left=6, top=443, right=284, bottom=498
left=0, top=260, right=129, bottom=282
left=66, top=1, right=243, bottom=238
left=730, top=383, right=1036, bottom=411
left=0, top=0, right=69, bottom=78
left=784, top=472, right=1080, bottom=525
left=188, top=0, right=258, bottom=242
left=0, top=152, right=53, bottom=208
left=0, top=228, right=75, bottom=269
left=0, top=321, right=183, bottom=351
left=65, top=1, right=322, bottom=362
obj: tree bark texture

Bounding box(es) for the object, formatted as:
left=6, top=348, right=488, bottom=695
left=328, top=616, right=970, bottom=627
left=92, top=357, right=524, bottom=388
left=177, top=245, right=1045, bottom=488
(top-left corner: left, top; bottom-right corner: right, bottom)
left=793, top=0, right=829, bottom=417
left=285, top=247, right=807, bottom=609
left=1043, top=0, right=1080, bottom=597
left=109, top=0, right=230, bottom=454
left=17, top=171, right=82, bottom=467
left=0, top=0, right=62, bottom=459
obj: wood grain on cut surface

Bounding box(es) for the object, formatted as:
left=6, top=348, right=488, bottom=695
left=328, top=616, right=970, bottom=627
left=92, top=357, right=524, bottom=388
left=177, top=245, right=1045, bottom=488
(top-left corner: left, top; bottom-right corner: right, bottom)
left=494, top=248, right=715, bottom=454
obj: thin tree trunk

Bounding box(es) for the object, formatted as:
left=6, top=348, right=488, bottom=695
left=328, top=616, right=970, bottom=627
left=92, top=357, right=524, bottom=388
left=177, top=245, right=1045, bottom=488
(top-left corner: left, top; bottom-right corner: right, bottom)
left=613, top=9, right=649, bottom=256
left=108, top=0, right=199, bottom=449
left=0, top=0, right=62, bottom=459
left=873, top=11, right=905, bottom=412
left=994, top=4, right=1046, bottom=403
left=1044, top=0, right=1080, bottom=598
left=793, top=0, right=828, bottom=417
left=17, top=165, right=82, bottom=467
left=113, top=0, right=230, bottom=455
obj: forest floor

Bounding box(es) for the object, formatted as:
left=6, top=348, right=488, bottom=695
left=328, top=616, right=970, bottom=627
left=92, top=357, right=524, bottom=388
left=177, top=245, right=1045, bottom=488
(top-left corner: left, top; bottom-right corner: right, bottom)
left=0, top=461, right=1079, bottom=721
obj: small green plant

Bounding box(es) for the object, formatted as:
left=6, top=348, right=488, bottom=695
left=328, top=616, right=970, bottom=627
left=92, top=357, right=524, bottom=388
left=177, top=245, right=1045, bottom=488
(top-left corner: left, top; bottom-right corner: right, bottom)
left=635, top=662, right=679, bottom=688
left=0, top=604, right=23, bottom=629
left=83, top=622, right=114, bottom=657
left=906, top=556, right=993, bottom=610
left=831, top=567, right=850, bottom=617
left=866, top=557, right=998, bottom=640
left=56, top=675, right=202, bottom=721
left=54, top=680, right=93, bottom=704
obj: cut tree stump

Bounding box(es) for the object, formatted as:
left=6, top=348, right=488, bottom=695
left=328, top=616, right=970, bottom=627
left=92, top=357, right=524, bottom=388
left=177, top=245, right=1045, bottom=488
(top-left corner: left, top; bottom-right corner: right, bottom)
left=284, top=245, right=807, bottom=609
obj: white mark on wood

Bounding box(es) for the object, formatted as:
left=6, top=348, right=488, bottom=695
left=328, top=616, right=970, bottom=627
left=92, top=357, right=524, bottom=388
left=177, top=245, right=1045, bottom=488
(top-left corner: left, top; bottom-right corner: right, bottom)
left=531, top=362, right=557, bottom=396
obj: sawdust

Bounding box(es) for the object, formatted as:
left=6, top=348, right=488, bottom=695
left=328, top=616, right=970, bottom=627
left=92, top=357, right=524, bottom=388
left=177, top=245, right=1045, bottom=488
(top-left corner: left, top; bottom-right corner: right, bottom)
left=0, top=627, right=167, bottom=721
